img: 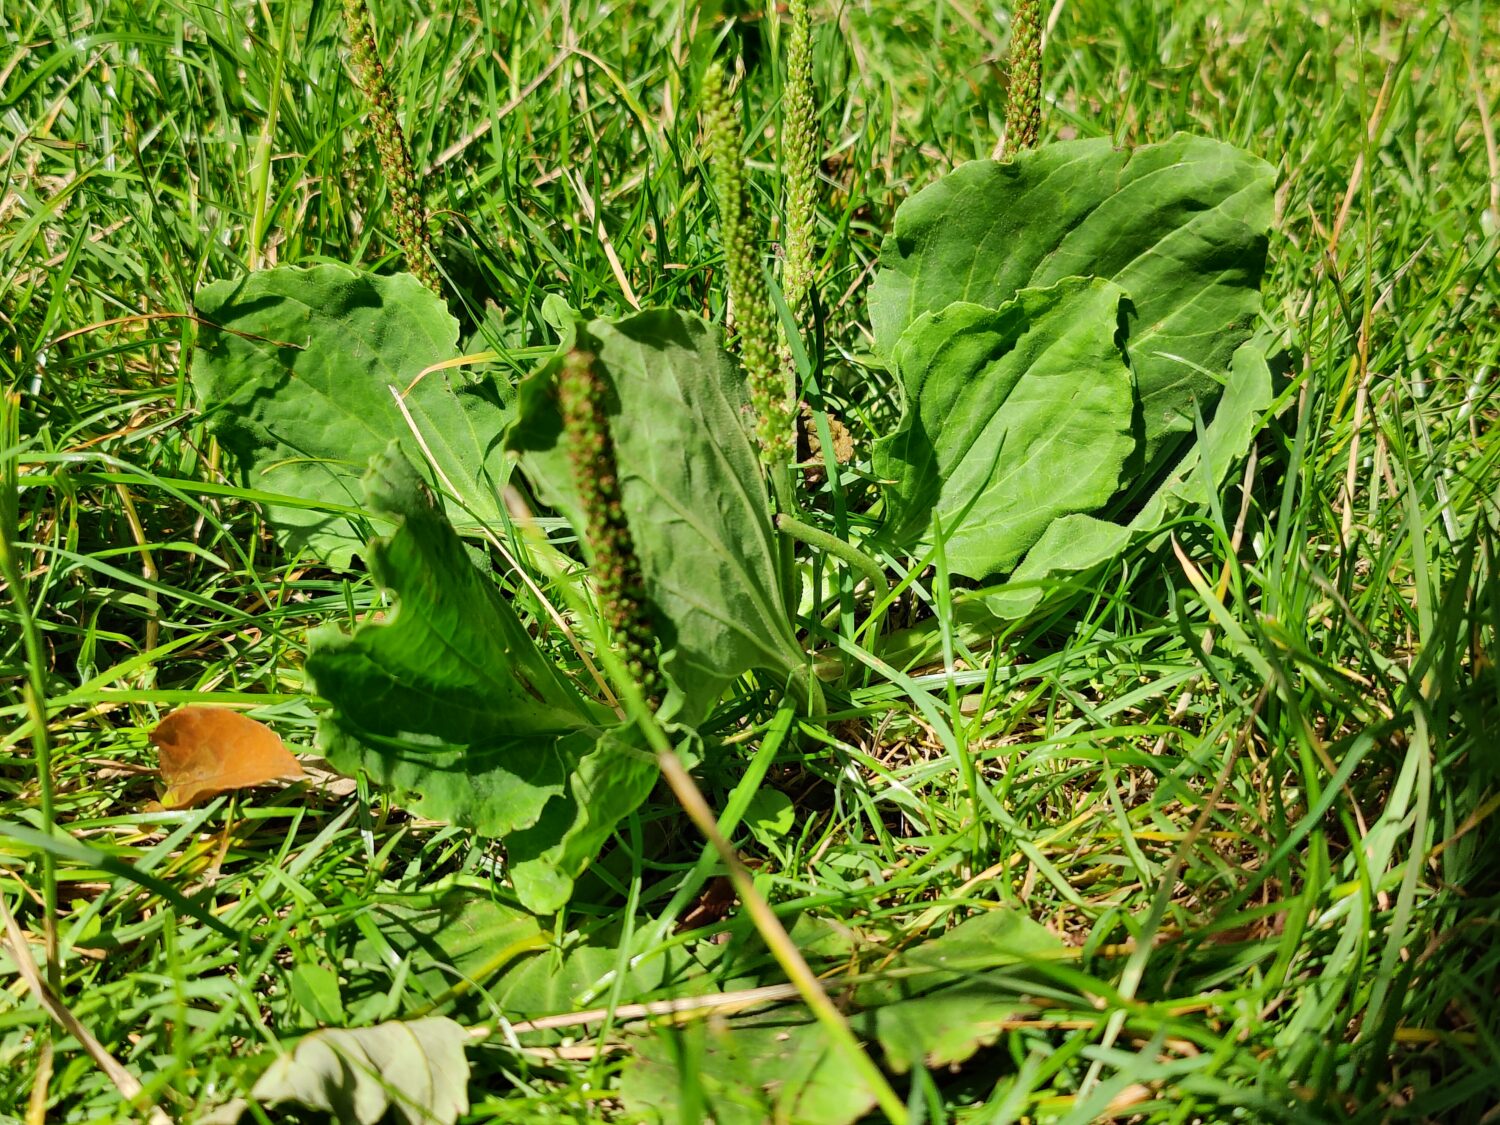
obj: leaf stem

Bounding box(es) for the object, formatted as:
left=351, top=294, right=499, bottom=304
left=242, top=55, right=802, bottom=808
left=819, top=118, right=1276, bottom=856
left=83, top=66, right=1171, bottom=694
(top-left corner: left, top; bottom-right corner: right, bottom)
left=776, top=512, right=892, bottom=661
left=769, top=460, right=799, bottom=610
left=776, top=514, right=888, bottom=603
left=767, top=479, right=830, bottom=718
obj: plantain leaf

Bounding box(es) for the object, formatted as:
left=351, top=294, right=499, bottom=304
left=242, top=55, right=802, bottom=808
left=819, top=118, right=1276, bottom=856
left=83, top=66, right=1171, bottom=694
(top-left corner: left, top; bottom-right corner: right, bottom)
left=869, top=133, right=1274, bottom=464
left=247, top=1018, right=470, bottom=1125
left=341, top=889, right=672, bottom=1026
left=861, top=910, right=1062, bottom=1073
left=619, top=909, right=1065, bottom=1123
left=306, top=447, right=656, bottom=912
left=506, top=308, right=803, bottom=718
left=192, top=265, right=512, bottom=564
left=343, top=890, right=544, bottom=1021
left=619, top=1014, right=879, bottom=1125
left=872, top=278, right=1136, bottom=580
left=982, top=338, right=1274, bottom=618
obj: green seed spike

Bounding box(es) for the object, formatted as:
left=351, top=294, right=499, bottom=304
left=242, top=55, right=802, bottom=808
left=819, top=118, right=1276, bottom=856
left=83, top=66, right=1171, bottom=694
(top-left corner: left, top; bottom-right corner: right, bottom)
left=781, top=0, right=817, bottom=327
left=342, top=0, right=442, bottom=294
left=701, top=61, right=796, bottom=467
left=1004, top=0, right=1043, bottom=158
left=557, top=349, right=664, bottom=709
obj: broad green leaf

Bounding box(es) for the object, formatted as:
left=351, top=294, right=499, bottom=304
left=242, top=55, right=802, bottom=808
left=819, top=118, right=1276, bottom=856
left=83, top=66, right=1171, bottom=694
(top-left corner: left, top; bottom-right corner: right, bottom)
left=248, top=1018, right=470, bottom=1125
left=873, top=278, right=1136, bottom=579
left=192, top=264, right=512, bottom=564
left=983, top=339, right=1273, bottom=618
left=306, top=448, right=656, bottom=912
left=503, top=733, right=660, bottom=911
left=287, top=962, right=345, bottom=1026
left=743, top=788, right=796, bottom=852
left=506, top=308, right=803, bottom=716
left=488, top=923, right=666, bottom=1018
left=870, top=133, right=1274, bottom=462
left=857, top=911, right=1064, bottom=1073
left=343, top=889, right=670, bottom=1024
left=869, top=983, right=1028, bottom=1073
left=345, top=890, right=545, bottom=1020
left=619, top=1015, right=879, bottom=1125
left=620, top=909, right=1064, bottom=1121
left=854, top=907, right=1063, bottom=1007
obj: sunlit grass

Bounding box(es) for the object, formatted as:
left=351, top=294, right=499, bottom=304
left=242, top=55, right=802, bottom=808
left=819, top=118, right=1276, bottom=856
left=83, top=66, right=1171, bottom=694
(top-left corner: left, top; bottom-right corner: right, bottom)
left=1, top=0, right=1496, bottom=1119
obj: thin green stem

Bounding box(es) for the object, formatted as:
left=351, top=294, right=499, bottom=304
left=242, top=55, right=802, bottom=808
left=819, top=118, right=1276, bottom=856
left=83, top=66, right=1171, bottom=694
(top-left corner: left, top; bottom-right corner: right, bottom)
left=0, top=390, right=58, bottom=991
left=776, top=514, right=888, bottom=603
left=247, top=4, right=292, bottom=268
left=769, top=460, right=799, bottom=613
left=768, top=469, right=829, bottom=718
left=776, top=512, right=875, bottom=703
left=653, top=750, right=908, bottom=1124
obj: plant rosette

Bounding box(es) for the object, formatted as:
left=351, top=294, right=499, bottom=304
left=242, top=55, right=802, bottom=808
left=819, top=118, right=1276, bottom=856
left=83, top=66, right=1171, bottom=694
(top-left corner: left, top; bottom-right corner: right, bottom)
left=190, top=132, right=1277, bottom=910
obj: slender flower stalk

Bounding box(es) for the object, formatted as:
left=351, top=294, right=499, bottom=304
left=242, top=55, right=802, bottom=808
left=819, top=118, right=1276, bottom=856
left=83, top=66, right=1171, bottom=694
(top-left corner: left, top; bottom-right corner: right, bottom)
left=557, top=350, right=664, bottom=709
left=781, top=0, right=817, bottom=327
left=701, top=61, right=795, bottom=467
left=1004, top=0, right=1043, bottom=157
left=342, top=0, right=441, bottom=293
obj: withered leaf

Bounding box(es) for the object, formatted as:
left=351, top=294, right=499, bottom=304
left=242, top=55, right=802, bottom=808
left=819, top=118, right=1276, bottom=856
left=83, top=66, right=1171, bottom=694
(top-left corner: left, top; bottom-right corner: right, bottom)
left=151, top=706, right=305, bottom=808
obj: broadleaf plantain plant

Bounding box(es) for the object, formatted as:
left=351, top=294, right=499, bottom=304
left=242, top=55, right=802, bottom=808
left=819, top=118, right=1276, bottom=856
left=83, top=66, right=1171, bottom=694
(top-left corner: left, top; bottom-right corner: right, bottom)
left=189, top=7, right=1277, bottom=911
left=868, top=132, right=1277, bottom=601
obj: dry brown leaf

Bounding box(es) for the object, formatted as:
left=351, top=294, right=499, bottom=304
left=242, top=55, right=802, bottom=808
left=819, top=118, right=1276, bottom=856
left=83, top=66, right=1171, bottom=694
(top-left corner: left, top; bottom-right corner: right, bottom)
left=150, top=706, right=305, bottom=808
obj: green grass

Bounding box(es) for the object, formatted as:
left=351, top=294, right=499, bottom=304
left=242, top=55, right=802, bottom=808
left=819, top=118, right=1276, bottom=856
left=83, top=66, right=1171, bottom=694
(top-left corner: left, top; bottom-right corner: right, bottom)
left=3, top=0, right=1498, bottom=1120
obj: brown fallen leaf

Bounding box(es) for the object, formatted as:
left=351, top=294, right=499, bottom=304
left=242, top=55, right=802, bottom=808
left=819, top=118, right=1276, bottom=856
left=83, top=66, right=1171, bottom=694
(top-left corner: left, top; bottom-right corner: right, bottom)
left=150, top=706, right=305, bottom=809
